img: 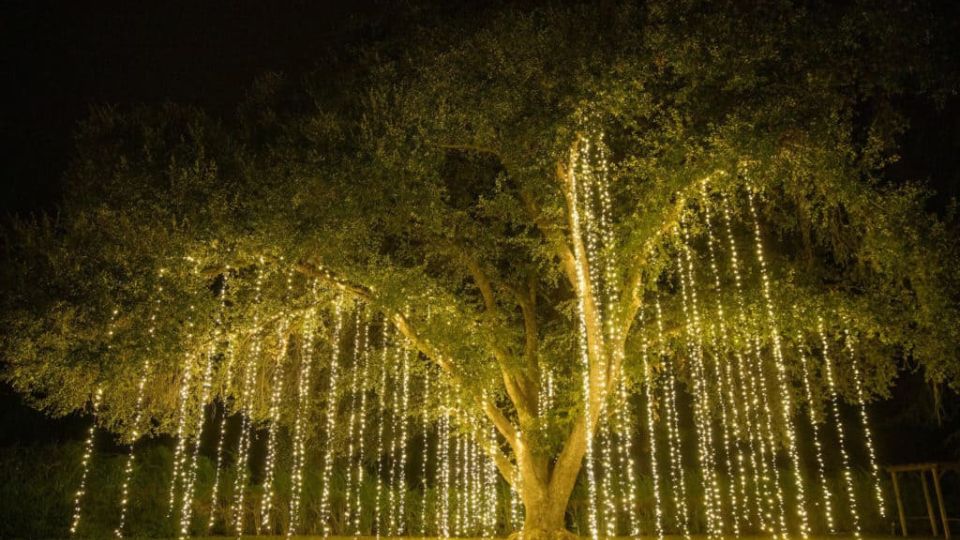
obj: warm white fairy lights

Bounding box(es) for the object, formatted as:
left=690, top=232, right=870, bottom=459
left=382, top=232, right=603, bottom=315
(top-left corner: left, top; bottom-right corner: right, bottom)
left=168, top=301, right=198, bottom=518
left=437, top=381, right=452, bottom=538
left=699, top=184, right=746, bottom=534
left=288, top=287, right=319, bottom=538
left=676, top=223, right=723, bottom=534
left=177, top=338, right=217, bottom=539
left=720, top=193, right=777, bottom=532
left=232, top=259, right=265, bottom=538
left=567, top=137, right=601, bottom=540
left=637, top=311, right=663, bottom=539
left=375, top=323, right=392, bottom=539
left=843, top=325, right=886, bottom=517
left=319, top=296, right=345, bottom=538
left=746, top=191, right=810, bottom=537
left=347, top=309, right=370, bottom=535
left=818, top=317, right=861, bottom=537
left=795, top=330, right=836, bottom=533
left=654, top=295, right=689, bottom=536
left=70, top=385, right=104, bottom=537
left=259, top=317, right=291, bottom=533
left=598, top=411, right=618, bottom=537
left=115, top=282, right=162, bottom=538
left=207, top=271, right=235, bottom=533
left=419, top=369, right=431, bottom=537
left=394, top=344, right=412, bottom=535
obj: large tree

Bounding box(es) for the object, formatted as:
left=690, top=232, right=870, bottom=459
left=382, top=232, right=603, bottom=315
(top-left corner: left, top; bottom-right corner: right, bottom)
left=2, top=2, right=959, bottom=537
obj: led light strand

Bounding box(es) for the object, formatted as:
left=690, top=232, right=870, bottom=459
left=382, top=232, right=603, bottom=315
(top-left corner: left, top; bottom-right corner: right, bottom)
left=259, top=318, right=291, bottom=533
left=437, top=381, right=451, bottom=538
left=655, top=296, right=689, bottom=536
left=344, top=307, right=366, bottom=532
left=720, top=194, right=775, bottom=531
left=207, top=271, right=235, bottom=533
left=388, top=351, right=402, bottom=536
left=70, top=385, right=104, bottom=537
left=637, top=310, right=662, bottom=538
left=375, top=323, right=392, bottom=538
left=232, top=259, right=265, bottom=538
left=178, top=338, right=219, bottom=539
left=747, top=191, right=810, bottom=537
left=288, top=291, right=319, bottom=538
left=352, top=311, right=372, bottom=536
left=319, top=297, right=345, bottom=538
left=394, top=344, right=412, bottom=535
left=168, top=302, right=198, bottom=518
left=419, top=369, right=431, bottom=536
left=842, top=326, right=885, bottom=517
left=568, top=137, right=601, bottom=540
left=699, top=185, right=746, bottom=534
left=818, top=318, right=861, bottom=537
left=795, top=331, right=836, bottom=533
left=598, top=408, right=618, bottom=537
left=116, top=282, right=163, bottom=538
left=676, top=224, right=722, bottom=534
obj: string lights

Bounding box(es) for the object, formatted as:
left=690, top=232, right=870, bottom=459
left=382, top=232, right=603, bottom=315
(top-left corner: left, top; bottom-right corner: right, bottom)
left=207, top=271, right=235, bottom=533
left=795, top=330, right=836, bottom=533
left=168, top=302, right=198, bottom=518
left=319, top=296, right=345, bottom=538
left=288, top=285, right=319, bottom=538
left=259, top=317, right=291, bottom=533
left=638, top=310, right=662, bottom=539
left=232, top=258, right=265, bottom=538
left=654, top=295, right=689, bottom=536
left=843, top=326, right=885, bottom=517
left=746, top=191, right=810, bottom=537
left=375, top=322, right=392, bottom=539
left=116, top=279, right=163, bottom=538
left=70, top=385, right=104, bottom=537
left=818, top=317, right=861, bottom=537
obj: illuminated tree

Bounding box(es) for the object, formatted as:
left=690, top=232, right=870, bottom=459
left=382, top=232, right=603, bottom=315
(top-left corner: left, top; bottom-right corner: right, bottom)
left=2, top=2, right=958, bottom=538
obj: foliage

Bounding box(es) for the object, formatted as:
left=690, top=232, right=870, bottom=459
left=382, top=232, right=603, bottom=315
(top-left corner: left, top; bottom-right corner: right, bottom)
left=1, top=0, right=958, bottom=531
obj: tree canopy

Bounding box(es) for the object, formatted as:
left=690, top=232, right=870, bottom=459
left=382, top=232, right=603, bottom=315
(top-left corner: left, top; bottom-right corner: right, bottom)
left=2, top=1, right=959, bottom=536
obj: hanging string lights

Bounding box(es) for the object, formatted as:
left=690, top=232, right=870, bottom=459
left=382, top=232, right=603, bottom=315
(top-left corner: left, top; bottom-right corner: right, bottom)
left=207, top=271, right=235, bottom=533
left=654, top=295, right=689, bottom=536
left=168, top=301, right=198, bottom=518
left=288, top=282, right=320, bottom=538
left=116, top=278, right=163, bottom=538
left=346, top=307, right=370, bottom=535
left=637, top=310, right=662, bottom=539
left=70, top=385, right=104, bottom=537
left=319, top=296, right=345, bottom=539
left=795, top=330, right=836, bottom=533
left=843, top=326, right=886, bottom=518
left=375, top=322, right=392, bottom=539
left=393, top=343, right=412, bottom=535
left=232, top=259, right=265, bottom=538
left=818, top=317, right=861, bottom=537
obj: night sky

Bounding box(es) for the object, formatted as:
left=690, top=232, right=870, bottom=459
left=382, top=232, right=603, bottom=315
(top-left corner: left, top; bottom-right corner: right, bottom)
left=1, top=0, right=958, bottom=463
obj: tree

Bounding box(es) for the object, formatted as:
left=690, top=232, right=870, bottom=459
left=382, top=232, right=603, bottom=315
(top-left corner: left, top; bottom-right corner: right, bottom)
left=2, top=2, right=959, bottom=538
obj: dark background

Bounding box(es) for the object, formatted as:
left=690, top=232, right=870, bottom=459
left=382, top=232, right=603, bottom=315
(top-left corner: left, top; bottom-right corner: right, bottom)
left=0, top=0, right=958, bottom=517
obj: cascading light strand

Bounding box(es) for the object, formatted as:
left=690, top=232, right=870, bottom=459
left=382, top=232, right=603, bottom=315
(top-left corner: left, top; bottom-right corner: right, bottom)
left=677, top=222, right=723, bottom=534
left=232, top=258, right=265, bottom=538
left=795, top=330, right=836, bottom=533
left=638, top=308, right=662, bottom=539
left=344, top=306, right=365, bottom=532
left=568, top=136, right=601, bottom=540
left=395, top=343, right=412, bottom=535
left=288, top=284, right=319, bottom=538
left=598, top=407, right=618, bottom=537
left=720, top=192, right=779, bottom=530
left=654, top=295, right=689, bottom=537
left=746, top=190, right=810, bottom=537
left=419, top=368, right=431, bottom=536
left=207, top=271, right=235, bottom=533
left=699, top=184, right=746, bottom=534
left=375, top=322, right=391, bottom=539
left=168, top=300, right=198, bottom=518
left=259, top=317, right=291, bottom=533
left=70, top=385, right=104, bottom=537
left=116, top=277, right=164, bottom=538
left=842, top=325, right=885, bottom=517
left=319, top=296, right=345, bottom=538
left=178, top=338, right=217, bottom=539
left=353, top=314, right=373, bottom=537
left=818, top=318, right=861, bottom=537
